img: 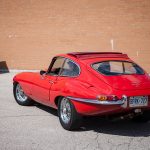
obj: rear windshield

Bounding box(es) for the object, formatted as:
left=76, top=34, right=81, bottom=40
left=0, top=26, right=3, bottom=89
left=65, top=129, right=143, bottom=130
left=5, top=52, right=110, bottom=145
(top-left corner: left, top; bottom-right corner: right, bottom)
left=92, top=61, right=144, bottom=76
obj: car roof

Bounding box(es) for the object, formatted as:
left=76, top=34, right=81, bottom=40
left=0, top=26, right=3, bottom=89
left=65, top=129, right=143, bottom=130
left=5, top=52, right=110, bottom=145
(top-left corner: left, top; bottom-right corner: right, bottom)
left=67, top=52, right=129, bottom=59
left=56, top=52, right=131, bottom=64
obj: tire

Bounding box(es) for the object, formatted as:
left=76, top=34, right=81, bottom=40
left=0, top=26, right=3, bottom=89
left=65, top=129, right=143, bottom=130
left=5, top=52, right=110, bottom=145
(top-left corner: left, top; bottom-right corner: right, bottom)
left=58, top=97, right=82, bottom=130
left=13, top=82, right=33, bottom=106
left=132, top=110, right=150, bottom=123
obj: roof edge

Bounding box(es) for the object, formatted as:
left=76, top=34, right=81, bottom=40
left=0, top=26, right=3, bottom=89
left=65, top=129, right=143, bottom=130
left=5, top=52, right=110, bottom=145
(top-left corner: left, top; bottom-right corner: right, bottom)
left=67, top=52, right=122, bottom=57
left=67, top=52, right=128, bottom=59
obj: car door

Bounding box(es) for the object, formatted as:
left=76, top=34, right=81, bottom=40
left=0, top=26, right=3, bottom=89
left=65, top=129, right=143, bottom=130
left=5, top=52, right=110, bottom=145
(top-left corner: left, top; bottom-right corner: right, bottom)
left=49, top=58, right=81, bottom=107
left=31, top=57, right=66, bottom=106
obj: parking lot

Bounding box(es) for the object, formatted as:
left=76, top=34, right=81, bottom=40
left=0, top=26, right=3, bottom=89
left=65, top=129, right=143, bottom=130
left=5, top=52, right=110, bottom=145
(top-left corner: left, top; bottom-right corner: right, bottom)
left=0, top=72, right=150, bottom=150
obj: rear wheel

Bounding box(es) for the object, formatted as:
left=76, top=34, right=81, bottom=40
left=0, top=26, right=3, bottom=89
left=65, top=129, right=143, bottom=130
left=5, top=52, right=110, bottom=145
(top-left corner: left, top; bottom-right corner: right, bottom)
left=13, top=83, right=33, bottom=106
left=132, top=110, right=150, bottom=123
left=58, top=97, right=82, bottom=130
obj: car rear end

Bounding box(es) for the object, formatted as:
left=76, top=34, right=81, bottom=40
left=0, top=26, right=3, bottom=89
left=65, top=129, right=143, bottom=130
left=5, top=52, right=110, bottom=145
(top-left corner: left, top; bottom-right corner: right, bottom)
left=68, top=52, right=150, bottom=120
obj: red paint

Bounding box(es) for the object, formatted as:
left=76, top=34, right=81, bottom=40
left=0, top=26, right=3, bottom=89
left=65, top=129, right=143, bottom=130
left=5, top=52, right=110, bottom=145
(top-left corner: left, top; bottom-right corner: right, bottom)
left=13, top=52, right=150, bottom=116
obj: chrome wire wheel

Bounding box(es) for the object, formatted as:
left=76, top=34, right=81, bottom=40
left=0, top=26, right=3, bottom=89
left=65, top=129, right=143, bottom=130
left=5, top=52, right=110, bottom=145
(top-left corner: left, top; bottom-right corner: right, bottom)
left=60, top=98, right=71, bottom=124
left=58, top=97, right=82, bottom=130
left=16, top=84, right=28, bottom=102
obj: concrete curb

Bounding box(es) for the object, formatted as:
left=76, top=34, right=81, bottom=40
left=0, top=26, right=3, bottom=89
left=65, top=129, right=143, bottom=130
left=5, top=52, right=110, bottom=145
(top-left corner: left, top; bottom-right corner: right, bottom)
left=0, top=69, right=39, bottom=73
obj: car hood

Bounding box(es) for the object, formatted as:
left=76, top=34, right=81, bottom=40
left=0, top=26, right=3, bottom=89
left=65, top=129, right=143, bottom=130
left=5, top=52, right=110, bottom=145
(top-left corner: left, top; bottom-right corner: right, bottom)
left=99, top=74, right=150, bottom=91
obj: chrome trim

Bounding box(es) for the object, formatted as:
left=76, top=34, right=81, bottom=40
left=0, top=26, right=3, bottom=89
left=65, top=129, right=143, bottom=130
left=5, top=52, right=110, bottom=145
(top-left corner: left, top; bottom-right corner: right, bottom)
left=67, top=96, right=126, bottom=105
left=121, top=95, right=128, bottom=108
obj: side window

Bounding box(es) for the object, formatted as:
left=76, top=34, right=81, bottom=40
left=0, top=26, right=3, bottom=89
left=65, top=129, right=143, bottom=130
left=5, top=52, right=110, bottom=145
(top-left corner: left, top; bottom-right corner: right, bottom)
left=60, top=59, right=80, bottom=77
left=48, top=57, right=65, bottom=75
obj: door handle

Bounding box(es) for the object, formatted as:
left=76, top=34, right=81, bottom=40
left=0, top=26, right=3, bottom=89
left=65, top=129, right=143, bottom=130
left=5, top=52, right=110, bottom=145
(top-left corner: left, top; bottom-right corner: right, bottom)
left=40, top=73, right=46, bottom=80
left=49, top=80, right=56, bottom=84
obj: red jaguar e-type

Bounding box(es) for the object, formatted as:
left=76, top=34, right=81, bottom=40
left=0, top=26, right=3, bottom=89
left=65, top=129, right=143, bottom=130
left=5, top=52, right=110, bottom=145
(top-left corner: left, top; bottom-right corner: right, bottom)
left=13, top=52, right=150, bottom=130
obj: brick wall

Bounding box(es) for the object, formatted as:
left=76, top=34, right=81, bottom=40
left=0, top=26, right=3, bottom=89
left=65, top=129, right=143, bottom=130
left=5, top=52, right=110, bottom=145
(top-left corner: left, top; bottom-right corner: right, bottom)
left=0, top=0, right=150, bottom=72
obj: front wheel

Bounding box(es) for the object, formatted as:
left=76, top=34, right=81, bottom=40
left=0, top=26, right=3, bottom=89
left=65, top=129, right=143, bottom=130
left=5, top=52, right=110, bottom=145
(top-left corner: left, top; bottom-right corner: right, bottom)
left=58, top=97, right=82, bottom=130
left=13, top=83, right=33, bottom=106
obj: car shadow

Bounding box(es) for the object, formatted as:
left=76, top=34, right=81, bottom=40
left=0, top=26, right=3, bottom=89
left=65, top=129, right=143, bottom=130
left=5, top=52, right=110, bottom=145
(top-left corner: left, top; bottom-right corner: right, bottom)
left=35, top=103, right=150, bottom=137
left=80, top=117, right=150, bottom=137
left=35, top=103, right=58, bottom=117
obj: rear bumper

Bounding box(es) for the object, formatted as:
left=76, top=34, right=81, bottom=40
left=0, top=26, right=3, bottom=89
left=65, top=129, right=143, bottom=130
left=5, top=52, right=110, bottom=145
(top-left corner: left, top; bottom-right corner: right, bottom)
left=68, top=96, right=150, bottom=116
left=67, top=96, right=126, bottom=105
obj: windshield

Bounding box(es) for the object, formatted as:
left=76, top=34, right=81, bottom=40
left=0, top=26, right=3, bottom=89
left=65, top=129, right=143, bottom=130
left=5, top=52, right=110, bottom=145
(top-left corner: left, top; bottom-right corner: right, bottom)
left=92, top=61, right=144, bottom=76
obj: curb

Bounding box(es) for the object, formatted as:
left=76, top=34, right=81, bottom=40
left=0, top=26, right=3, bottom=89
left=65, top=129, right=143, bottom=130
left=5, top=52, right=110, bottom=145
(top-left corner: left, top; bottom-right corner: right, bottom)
left=0, top=69, right=39, bottom=73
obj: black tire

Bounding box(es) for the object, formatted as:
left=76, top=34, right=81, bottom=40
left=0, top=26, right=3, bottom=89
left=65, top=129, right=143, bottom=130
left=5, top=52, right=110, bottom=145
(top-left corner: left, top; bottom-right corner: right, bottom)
left=13, top=82, right=33, bottom=106
left=132, top=110, right=150, bottom=123
left=58, top=97, right=82, bottom=130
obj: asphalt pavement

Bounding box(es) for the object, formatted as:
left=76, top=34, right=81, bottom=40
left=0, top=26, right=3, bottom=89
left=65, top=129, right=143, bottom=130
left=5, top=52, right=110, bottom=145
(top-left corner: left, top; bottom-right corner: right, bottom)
left=0, top=72, right=150, bottom=150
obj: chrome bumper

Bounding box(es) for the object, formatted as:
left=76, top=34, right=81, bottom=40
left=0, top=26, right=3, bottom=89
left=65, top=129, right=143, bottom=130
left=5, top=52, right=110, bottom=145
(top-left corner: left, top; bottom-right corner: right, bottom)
left=67, top=95, right=127, bottom=107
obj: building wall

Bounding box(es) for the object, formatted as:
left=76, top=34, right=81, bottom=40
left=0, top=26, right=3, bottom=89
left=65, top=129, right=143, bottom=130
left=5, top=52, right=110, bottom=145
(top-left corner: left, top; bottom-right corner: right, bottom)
left=0, top=0, right=150, bottom=72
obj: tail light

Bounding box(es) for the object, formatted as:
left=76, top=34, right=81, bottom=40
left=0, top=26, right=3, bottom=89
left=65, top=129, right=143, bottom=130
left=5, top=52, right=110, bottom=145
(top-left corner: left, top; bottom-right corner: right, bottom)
left=97, top=95, right=118, bottom=101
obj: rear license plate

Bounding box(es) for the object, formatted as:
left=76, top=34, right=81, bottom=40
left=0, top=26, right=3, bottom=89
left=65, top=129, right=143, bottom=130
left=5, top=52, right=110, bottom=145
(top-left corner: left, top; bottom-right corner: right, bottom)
left=129, top=96, right=148, bottom=107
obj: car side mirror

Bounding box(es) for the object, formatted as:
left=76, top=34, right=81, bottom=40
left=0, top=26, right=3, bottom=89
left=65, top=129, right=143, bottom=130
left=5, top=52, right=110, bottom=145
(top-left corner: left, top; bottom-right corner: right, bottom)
left=40, top=70, right=46, bottom=75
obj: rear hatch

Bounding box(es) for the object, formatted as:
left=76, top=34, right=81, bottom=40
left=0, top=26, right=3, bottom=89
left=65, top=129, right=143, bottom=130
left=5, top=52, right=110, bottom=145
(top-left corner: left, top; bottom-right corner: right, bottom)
left=87, top=60, right=150, bottom=91
left=98, top=74, right=150, bottom=91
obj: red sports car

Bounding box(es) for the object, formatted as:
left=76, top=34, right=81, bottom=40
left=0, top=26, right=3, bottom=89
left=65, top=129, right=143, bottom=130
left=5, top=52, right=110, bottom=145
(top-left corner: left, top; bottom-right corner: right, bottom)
left=13, top=52, right=150, bottom=130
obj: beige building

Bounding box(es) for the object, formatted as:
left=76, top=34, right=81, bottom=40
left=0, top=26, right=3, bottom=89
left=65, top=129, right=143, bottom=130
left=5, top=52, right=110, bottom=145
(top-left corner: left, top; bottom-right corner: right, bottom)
left=0, top=0, right=150, bottom=72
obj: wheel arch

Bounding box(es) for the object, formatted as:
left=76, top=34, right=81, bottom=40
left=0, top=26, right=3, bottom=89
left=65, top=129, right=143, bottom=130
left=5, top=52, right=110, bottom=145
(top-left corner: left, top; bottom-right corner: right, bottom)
left=13, top=81, right=18, bottom=86
left=54, top=96, right=64, bottom=108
